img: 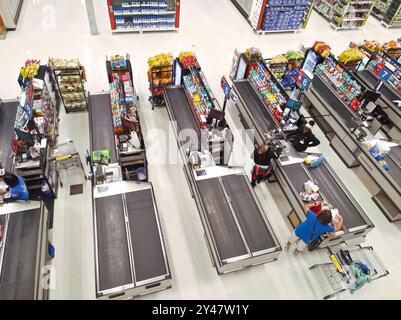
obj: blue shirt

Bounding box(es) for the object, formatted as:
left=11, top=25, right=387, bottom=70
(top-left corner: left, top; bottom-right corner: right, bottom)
left=10, top=176, right=29, bottom=201
left=295, top=210, right=334, bottom=244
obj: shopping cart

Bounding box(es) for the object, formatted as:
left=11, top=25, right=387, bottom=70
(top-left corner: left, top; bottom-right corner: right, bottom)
left=49, top=141, right=86, bottom=187
left=310, top=245, right=389, bottom=299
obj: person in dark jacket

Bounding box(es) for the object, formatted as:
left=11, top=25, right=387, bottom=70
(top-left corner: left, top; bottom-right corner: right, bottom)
left=288, top=121, right=320, bottom=152
left=251, top=143, right=282, bottom=187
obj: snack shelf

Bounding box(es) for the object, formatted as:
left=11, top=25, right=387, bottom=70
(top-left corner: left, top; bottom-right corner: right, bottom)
left=372, top=0, right=401, bottom=27
left=108, top=0, right=181, bottom=32
left=314, top=0, right=376, bottom=29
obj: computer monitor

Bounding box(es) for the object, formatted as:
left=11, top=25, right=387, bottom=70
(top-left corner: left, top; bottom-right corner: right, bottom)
left=285, top=99, right=302, bottom=111
left=361, top=90, right=381, bottom=103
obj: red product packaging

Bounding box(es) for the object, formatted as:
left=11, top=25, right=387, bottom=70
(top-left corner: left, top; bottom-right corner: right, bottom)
left=310, top=202, right=323, bottom=215
left=350, top=98, right=361, bottom=111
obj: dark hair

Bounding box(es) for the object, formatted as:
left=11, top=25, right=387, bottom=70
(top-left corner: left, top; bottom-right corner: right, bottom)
left=317, top=210, right=332, bottom=225
left=309, top=120, right=315, bottom=127
left=3, top=173, right=19, bottom=188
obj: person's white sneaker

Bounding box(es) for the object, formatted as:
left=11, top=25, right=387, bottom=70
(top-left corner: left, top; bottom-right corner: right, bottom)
left=284, top=241, right=291, bottom=251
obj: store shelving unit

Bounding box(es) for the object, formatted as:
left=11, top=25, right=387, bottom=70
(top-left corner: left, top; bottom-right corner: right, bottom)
left=232, top=0, right=315, bottom=33
left=107, top=0, right=180, bottom=33
left=50, top=58, right=88, bottom=113
left=314, top=0, right=376, bottom=30
left=148, top=65, right=174, bottom=109
left=372, top=0, right=401, bottom=27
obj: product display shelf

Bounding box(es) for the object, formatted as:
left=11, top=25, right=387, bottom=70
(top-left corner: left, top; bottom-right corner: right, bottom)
left=314, top=0, right=376, bottom=30
left=372, top=0, right=401, bottom=27
left=148, top=65, right=174, bottom=109
left=366, top=51, right=401, bottom=93
left=49, top=58, right=88, bottom=114
left=182, top=67, right=215, bottom=129
left=107, top=0, right=180, bottom=33
left=316, top=56, right=364, bottom=106
left=248, top=61, right=288, bottom=124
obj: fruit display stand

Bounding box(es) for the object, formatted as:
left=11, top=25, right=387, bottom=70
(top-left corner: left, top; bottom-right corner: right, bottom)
left=338, top=47, right=365, bottom=72
left=314, top=0, right=376, bottom=30
left=49, top=58, right=88, bottom=114
left=148, top=53, right=174, bottom=110
left=372, top=0, right=401, bottom=27
left=107, top=0, right=180, bottom=33
left=232, top=0, right=316, bottom=34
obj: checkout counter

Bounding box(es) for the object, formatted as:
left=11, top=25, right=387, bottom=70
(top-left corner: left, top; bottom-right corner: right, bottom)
left=231, top=54, right=374, bottom=247
left=355, top=49, right=401, bottom=141
left=300, top=54, right=401, bottom=222
left=163, top=57, right=281, bottom=274
left=88, top=60, right=171, bottom=299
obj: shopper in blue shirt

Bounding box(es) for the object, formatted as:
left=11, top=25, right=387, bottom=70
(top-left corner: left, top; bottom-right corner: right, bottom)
left=0, top=171, right=30, bottom=203
left=285, top=202, right=343, bottom=253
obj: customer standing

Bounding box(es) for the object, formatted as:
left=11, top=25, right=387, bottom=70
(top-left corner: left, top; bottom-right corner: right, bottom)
left=250, top=143, right=282, bottom=187
left=285, top=201, right=344, bottom=253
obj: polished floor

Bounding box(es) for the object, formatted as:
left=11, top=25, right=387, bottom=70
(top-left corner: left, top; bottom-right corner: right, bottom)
left=0, top=0, right=401, bottom=300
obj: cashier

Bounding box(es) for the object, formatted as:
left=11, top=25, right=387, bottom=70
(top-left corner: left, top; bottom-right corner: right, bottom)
left=289, top=121, right=320, bottom=152
left=0, top=171, right=30, bottom=203
left=251, top=143, right=282, bottom=187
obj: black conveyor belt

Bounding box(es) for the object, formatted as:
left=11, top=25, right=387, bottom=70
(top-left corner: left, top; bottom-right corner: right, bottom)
left=88, top=93, right=117, bottom=163
left=126, top=190, right=167, bottom=282
left=0, top=101, right=18, bottom=172
left=313, top=75, right=359, bottom=130
left=0, top=209, right=41, bottom=300
left=221, top=174, right=276, bottom=252
left=283, top=163, right=366, bottom=229
left=165, top=87, right=202, bottom=151
left=358, top=70, right=400, bottom=104
left=385, top=146, right=401, bottom=188
left=196, top=178, right=248, bottom=261
left=233, top=81, right=276, bottom=133
left=95, top=195, right=132, bottom=292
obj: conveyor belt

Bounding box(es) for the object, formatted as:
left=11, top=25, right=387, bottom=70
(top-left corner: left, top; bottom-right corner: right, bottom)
left=233, top=81, right=276, bottom=133
left=125, top=190, right=167, bottom=282
left=165, top=87, right=202, bottom=151
left=196, top=178, right=248, bottom=261
left=0, top=101, right=18, bottom=172
left=95, top=195, right=132, bottom=292
left=313, top=75, right=359, bottom=130
left=385, top=146, right=401, bottom=188
left=283, top=163, right=366, bottom=229
left=88, top=93, right=117, bottom=163
left=221, top=174, right=276, bottom=252
left=0, top=209, right=41, bottom=300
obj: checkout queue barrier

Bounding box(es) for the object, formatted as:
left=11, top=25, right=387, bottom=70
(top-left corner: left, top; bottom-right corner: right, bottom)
left=88, top=92, right=172, bottom=299
left=301, top=73, right=401, bottom=222
left=164, top=85, right=281, bottom=274
left=232, top=79, right=374, bottom=247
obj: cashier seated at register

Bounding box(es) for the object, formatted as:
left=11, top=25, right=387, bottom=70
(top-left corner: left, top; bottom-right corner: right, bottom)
left=287, top=120, right=320, bottom=152
left=0, top=170, right=30, bottom=203
left=251, top=143, right=283, bottom=187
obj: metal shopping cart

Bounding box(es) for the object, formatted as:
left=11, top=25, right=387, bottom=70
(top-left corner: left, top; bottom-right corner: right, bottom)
left=49, top=141, right=86, bottom=187
left=310, top=245, right=389, bottom=299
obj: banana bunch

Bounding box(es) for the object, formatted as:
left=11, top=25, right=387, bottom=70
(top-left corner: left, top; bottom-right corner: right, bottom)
left=178, top=51, right=195, bottom=62
left=339, top=48, right=364, bottom=64
left=271, top=55, right=288, bottom=64
left=20, top=59, right=40, bottom=79
left=148, top=53, right=174, bottom=68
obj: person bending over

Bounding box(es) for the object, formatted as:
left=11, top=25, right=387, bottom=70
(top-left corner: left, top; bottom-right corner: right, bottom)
left=285, top=201, right=344, bottom=254
left=0, top=171, right=30, bottom=203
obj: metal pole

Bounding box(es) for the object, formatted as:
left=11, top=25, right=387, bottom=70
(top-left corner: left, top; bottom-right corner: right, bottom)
left=85, top=0, right=99, bottom=35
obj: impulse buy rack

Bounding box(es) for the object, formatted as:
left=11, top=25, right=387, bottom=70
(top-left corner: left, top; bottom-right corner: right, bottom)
left=88, top=54, right=171, bottom=299
left=298, top=46, right=401, bottom=222
left=163, top=53, right=282, bottom=274
left=230, top=50, right=374, bottom=248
